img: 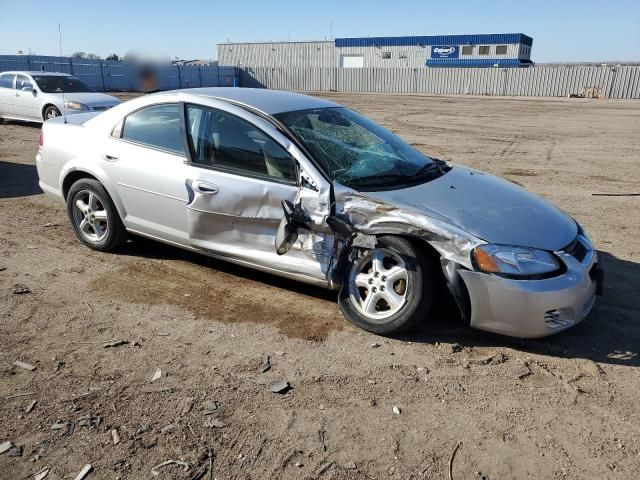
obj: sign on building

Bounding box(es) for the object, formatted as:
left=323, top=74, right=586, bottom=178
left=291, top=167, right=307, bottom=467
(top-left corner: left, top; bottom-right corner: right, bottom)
left=431, top=46, right=459, bottom=58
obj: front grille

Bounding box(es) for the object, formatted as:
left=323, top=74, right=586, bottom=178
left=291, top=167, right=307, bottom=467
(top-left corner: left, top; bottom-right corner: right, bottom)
left=544, top=309, right=573, bottom=330
left=562, top=236, right=588, bottom=263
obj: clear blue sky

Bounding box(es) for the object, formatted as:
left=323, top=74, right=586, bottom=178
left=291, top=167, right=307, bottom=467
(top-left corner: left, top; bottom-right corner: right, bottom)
left=1, top=0, right=638, bottom=62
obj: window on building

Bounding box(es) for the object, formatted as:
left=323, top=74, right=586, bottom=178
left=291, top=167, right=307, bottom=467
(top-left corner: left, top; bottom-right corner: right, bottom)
left=461, top=45, right=474, bottom=55
left=399, top=51, right=408, bottom=59
left=478, top=46, right=490, bottom=55
left=496, top=45, right=508, bottom=55
left=381, top=51, right=392, bottom=59
left=121, top=103, right=185, bottom=155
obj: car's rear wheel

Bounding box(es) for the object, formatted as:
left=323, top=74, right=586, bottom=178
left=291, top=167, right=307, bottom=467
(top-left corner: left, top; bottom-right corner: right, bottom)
left=66, top=179, right=127, bottom=251
left=338, top=236, right=433, bottom=335
left=43, top=105, right=61, bottom=121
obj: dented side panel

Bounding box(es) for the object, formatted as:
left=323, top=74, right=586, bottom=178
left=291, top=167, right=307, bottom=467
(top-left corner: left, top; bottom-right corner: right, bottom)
left=185, top=166, right=334, bottom=281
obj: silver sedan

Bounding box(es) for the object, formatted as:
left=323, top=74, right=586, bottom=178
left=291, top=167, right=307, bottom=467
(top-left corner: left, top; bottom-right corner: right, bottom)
left=35, top=88, right=603, bottom=338
left=0, top=71, right=119, bottom=123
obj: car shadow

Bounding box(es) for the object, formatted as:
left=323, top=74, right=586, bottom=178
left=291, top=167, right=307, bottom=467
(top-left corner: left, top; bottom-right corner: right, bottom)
left=118, top=237, right=639, bottom=367
left=0, top=161, right=43, bottom=198
left=117, top=235, right=338, bottom=303
left=403, top=251, right=640, bottom=368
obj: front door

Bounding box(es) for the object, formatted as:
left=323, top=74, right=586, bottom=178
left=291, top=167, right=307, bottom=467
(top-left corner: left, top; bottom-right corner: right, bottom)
left=13, top=74, right=40, bottom=121
left=183, top=102, right=334, bottom=282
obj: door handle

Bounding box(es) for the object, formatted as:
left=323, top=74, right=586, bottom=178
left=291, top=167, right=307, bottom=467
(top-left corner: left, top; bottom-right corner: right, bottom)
left=193, top=181, right=218, bottom=195
left=102, top=153, right=119, bottom=162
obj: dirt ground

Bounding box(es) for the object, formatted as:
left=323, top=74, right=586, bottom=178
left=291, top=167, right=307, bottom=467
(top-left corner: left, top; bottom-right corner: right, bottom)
left=1, top=92, right=639, bottom=480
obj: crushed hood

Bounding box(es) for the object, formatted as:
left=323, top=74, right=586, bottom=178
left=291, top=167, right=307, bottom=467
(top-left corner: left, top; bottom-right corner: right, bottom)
left=364, top=166, right=577, bottom=251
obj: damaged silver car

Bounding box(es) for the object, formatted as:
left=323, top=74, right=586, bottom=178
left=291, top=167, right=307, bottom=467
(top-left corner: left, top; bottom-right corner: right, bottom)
left=36, top=88, right=603, bottom=338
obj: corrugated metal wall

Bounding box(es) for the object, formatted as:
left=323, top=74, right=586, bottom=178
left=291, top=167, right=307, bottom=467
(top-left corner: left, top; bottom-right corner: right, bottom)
left=219, top=41, right=530, bottom=69
left=0, top=55, right=239, bottom=91
left=239, top=66, right=640, bottom=99
left=219, top=41, right=336, bottom=68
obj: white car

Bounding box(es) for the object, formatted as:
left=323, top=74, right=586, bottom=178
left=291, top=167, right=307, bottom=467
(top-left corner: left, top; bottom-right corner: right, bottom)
left=0, top=71, right=119, bottom=123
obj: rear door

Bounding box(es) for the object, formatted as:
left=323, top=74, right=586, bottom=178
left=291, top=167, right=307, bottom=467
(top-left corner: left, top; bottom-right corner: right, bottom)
left=0, top=73, right=16, bottom=117
left=13, top=74, right=40, bottom=121
left=101, top=102, right=191, bottom=244
left=183, top=101, right=334, bottom=282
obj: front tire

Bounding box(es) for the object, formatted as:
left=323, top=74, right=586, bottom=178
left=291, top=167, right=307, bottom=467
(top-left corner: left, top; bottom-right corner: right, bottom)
left=338, top=236, right=433, bottom=335
left=43, top=105, right=61, bottom=121
left=66, top=179, right=127, bottom=251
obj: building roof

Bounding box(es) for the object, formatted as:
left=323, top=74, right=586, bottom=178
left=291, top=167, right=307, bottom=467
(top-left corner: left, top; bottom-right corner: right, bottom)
left=427, top=58, right=534, bottom=67
left=178, top=87, right=338, bottom=114
left=335, top=33, right=533, bottom=48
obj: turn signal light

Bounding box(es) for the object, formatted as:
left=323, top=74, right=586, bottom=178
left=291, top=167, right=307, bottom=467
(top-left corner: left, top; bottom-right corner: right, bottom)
left=473, top=247, right=500, bottom=272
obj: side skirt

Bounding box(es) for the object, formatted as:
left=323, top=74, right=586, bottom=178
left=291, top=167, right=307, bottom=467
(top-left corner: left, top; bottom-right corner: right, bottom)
left=126, top=228, right=334, bottom=289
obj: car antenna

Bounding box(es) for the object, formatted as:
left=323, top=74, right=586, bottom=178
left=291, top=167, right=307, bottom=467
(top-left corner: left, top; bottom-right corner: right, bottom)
left=58, top=23, right=67, bottom=124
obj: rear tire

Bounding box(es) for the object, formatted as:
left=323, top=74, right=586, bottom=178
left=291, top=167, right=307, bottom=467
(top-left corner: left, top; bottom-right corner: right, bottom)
left=43, top=105, right=61, bottom=121
left=66, top=179, right=127, bottom=251
left=338, top=236, right=434, bottom=335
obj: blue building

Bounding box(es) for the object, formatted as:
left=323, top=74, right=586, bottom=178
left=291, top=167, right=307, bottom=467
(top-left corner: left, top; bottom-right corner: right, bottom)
left=218, top=33, right=534, bottom=68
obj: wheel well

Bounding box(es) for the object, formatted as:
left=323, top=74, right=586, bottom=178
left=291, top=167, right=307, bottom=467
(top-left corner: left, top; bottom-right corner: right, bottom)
left=402, top=235, right=472, bottom=324
left=41, top=104, right=59, bottom=120
left=62, top=171, right=99, bottom=200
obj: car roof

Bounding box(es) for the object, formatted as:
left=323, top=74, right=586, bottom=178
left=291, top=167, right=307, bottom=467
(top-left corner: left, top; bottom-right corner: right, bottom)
left=1, top=71, right=71, bottom=77
left=175, top=87, right=339, bottom=115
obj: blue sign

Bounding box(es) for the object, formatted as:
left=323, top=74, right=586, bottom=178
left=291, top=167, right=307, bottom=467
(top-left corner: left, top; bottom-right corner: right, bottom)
left=431, top=45, right=459, bottom=59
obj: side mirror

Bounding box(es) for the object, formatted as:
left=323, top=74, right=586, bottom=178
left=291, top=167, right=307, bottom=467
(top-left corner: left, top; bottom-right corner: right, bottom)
left=274, top=199, right=311, bottom=255
left=282, top=199, right=311, bottom=228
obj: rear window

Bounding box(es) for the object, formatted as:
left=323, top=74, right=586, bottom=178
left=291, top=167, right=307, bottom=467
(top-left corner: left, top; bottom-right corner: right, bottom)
left=121, top=103, right=185, bottom=155
left=0, top=74, right=14, bottom=88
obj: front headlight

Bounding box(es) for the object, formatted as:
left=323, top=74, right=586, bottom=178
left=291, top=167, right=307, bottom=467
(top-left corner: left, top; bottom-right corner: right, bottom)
left=473, top=244, right=561, bottom=277
left=64, top=101, right=91, bottom=111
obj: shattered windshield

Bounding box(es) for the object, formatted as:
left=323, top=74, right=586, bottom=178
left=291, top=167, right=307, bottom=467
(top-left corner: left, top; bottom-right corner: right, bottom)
left=276, top=107, right=444, bottom=189
left=33, top=75, right=95, bottom=93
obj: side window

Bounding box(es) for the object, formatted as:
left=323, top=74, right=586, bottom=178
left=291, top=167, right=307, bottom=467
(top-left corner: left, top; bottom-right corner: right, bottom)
left=121, top=103, right=185, bottom=155
left=186, top=105, right=296, bottom=182
left=15, top=74, right=32, bottom=90
left=0, top=74, right=14, bottom=89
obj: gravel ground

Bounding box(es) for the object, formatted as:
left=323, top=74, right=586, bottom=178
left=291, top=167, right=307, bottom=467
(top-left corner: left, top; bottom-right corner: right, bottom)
left=1, top=92, right=639, bottom=479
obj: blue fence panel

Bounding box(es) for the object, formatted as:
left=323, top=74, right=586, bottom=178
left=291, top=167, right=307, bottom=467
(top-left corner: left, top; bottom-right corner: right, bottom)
left=0, top=55, right=238, bottom=91
left=70, top=57, right=104, bottom=90
left=0, top=55, right=31, bottom=71
left=159, top=66, right=181, bottom=90
left=180, top=66, right=202, bottom=88
left=103, top=60, right=134, bottom=91
left=29, top=55, right=72, bottom=74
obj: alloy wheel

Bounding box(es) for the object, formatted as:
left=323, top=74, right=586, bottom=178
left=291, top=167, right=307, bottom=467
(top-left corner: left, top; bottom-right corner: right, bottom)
left=71, top=190, right=109, bottom=242
left=348, top=248, right=409, bottom=321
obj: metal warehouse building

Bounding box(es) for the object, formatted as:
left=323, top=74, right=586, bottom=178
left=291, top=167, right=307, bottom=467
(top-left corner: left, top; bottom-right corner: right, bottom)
left=218, top=33, right=533, bottom=68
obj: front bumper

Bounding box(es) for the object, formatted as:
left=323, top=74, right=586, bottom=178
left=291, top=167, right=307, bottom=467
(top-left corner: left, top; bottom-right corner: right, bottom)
left=459, top=247, right=599, bottom=338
